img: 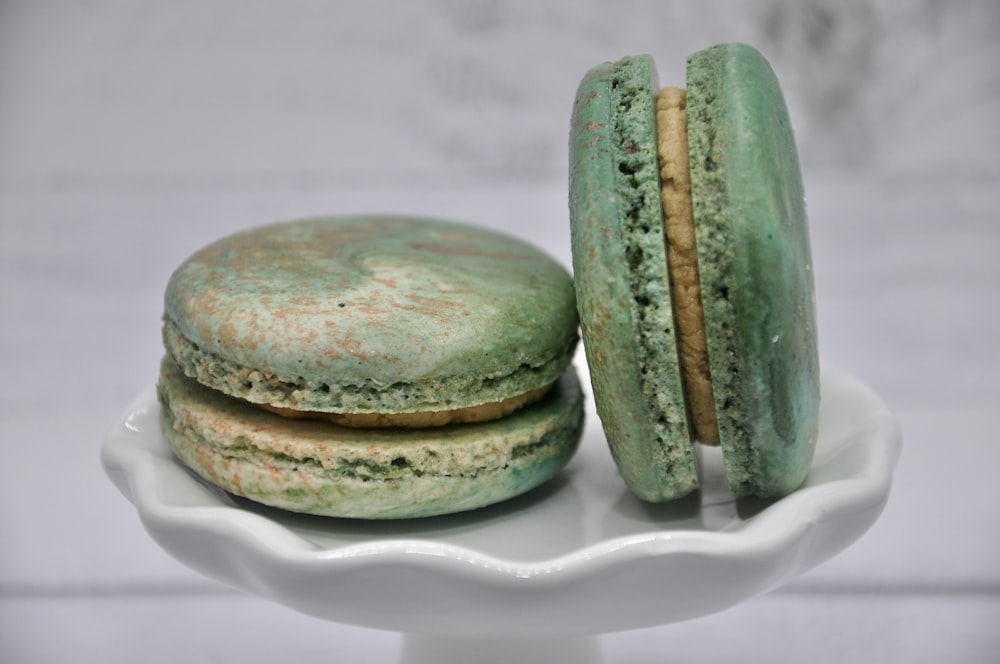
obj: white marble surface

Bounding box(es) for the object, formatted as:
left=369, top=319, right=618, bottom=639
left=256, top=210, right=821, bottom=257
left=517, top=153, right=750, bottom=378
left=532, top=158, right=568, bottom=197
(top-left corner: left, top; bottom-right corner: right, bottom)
left=2, top=1, right=999, bottom=661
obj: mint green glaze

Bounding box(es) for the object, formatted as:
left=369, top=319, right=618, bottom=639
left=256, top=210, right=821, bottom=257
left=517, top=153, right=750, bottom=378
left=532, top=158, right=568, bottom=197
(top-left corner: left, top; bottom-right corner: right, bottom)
left=569, top=56, right=697, bottom=502
left=164, top=216, right=578, bottom=414
left=158, top=356, right=584, bottom=519
left=687, top=43, right=820, bottom=497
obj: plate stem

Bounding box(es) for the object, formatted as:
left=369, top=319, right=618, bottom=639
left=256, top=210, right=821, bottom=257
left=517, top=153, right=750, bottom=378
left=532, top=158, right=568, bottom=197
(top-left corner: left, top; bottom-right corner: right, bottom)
left=399, top=634, right=604, bottom=664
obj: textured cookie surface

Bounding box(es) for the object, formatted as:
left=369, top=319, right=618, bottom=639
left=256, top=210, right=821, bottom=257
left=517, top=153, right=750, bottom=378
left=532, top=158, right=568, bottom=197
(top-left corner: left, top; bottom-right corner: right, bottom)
left=164, top=216, right=579, bottom=414
left=686, top=43, right=820, bottom=497
left=158, top=357, right=584, bottom=519
left=569, top=55, right=697, bottom=502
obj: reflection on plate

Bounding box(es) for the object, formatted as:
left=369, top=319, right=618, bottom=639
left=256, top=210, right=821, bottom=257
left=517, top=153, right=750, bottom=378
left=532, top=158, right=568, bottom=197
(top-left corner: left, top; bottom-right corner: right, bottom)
left=102, top=365, right=899, bottom=636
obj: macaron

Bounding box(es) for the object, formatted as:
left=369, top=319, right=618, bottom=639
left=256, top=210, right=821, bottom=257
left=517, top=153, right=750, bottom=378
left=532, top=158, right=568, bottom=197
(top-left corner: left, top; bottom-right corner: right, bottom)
left=569, top=43, right=820, bottom=502
left=159, top=215, right=583, bottom=518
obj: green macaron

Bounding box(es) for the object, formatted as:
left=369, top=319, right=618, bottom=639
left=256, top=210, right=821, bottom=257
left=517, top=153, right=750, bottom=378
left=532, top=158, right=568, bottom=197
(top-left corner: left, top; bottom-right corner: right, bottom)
left=569, top=43, right=820, bottom=502
left=160, top=215, right=583, bottom=518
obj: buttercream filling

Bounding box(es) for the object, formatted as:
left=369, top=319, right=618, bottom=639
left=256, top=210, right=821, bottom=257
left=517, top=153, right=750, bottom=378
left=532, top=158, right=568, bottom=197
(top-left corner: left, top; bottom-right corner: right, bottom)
left=654, top=86, right=721, bottom=446
left=258, top=381, right=556, bottom=429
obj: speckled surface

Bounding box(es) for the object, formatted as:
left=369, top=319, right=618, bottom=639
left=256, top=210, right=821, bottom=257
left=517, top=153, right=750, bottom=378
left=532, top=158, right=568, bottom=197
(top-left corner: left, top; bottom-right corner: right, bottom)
left=569, top=55, right=697, bottom=502
left=687, top=43, right=820, bottom=497
left=163, top=216, right=579, bottom=414
left=157, top=356, right=584, bottom=519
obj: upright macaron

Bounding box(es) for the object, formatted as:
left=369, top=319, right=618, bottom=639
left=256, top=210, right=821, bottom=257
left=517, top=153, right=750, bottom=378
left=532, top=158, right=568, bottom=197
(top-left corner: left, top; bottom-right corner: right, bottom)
left=569, top=43, right=820, bottom=502
left=159, top=216, right=583, bottom=518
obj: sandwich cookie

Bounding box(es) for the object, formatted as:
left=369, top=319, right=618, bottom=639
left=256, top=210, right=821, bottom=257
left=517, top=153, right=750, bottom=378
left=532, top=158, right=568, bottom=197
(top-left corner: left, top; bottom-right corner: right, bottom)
left=159, top=216, right=583, bottom=518
left=569, top=43, right=820, bottom=501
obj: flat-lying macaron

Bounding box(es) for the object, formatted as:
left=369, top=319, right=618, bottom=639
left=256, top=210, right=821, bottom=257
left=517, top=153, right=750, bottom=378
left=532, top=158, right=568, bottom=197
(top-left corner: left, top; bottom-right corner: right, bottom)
left=569, top=43, right=820, bottom=502
left=159, top=216, right=583, bottom=519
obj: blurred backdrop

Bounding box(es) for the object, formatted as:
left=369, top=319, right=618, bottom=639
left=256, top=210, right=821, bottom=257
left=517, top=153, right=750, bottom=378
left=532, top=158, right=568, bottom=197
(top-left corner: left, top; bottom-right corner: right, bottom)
left=2, top=0, right=997, bottom=186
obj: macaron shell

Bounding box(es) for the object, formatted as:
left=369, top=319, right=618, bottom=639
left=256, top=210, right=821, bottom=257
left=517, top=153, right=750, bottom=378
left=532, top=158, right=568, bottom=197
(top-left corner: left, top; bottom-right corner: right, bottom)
left=157, top=357, right=585, bottom=519
left=569, top=56, right=697, bottom=502
left=687, top=43, right=820, bottom=497
left=164, top=216, right=579, bottom=414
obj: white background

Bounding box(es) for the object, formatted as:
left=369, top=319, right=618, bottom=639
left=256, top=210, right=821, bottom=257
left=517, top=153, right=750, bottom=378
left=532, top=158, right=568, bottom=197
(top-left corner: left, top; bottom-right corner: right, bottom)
left=2, top=1, right=999, bottom=661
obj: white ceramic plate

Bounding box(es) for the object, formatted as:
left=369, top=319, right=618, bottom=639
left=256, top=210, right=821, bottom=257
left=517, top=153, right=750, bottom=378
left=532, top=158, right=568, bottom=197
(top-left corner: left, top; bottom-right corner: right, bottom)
left=102, top=365, right=899, bottom=636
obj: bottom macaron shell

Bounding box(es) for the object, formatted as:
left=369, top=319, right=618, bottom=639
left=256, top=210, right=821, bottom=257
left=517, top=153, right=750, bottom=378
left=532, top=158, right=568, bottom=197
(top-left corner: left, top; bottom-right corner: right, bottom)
left=157, top=357, right=584, bottom=519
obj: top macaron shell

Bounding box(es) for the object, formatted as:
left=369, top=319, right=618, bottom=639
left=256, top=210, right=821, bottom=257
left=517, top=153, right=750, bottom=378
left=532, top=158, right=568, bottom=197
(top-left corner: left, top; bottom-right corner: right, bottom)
left=164, top=216, right=579, bottom=415
left=569, top=43, right=820, bottom=500
left=687, top=44, right=820, bottom=497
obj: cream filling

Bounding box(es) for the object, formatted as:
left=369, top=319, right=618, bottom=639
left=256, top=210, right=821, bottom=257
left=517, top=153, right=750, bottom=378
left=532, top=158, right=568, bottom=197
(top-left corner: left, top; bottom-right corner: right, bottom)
left=258, top=382, right=556, bottom=429
left=654, top=86, right=721, bottom=446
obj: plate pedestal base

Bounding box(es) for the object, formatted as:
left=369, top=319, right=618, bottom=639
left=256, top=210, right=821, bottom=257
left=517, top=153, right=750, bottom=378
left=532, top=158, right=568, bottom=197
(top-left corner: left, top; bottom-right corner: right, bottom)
left=400, top=634, right=603, bottom=664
